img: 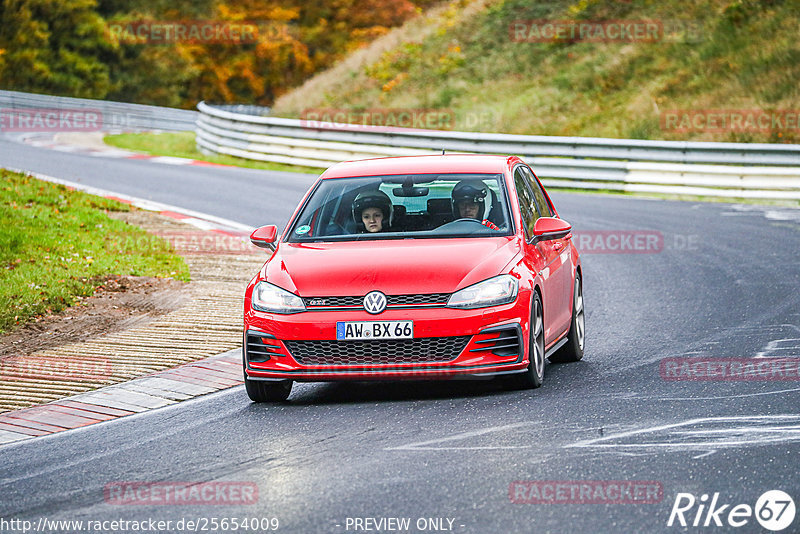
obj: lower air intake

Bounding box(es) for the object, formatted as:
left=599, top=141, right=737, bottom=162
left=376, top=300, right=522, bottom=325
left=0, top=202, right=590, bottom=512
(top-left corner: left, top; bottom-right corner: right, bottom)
left=285, top=336, right=470, bottom=365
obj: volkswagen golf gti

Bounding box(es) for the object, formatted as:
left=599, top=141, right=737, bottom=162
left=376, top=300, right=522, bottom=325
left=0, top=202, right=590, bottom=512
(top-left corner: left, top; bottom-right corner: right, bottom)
left=243, top=154, right=584, bottom=401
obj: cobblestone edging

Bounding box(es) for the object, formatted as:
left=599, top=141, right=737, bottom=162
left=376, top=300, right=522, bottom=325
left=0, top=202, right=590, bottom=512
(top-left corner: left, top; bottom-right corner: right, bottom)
left=0, top=182, right=266, bottom=440
left=0, top=349, right=242, bottom=444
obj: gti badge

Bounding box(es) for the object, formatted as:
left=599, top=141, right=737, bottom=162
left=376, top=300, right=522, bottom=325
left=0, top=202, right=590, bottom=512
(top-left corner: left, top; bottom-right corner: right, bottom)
left=363, top=291, right=388, bottom=314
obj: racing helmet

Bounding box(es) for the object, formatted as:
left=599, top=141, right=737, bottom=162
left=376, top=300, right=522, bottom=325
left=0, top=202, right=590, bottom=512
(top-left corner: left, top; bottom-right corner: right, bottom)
left=352, top=190, right=393, bottom=230
left=451, top=180, right=489, bottom=219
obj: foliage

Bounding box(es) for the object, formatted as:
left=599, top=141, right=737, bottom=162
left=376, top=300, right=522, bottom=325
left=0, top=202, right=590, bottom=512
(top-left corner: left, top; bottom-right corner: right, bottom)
left=0, top=0, right=114, bottom=98
left=272, top=0, right=800, bottom=143
left=0, top=0, right=428, bottom=106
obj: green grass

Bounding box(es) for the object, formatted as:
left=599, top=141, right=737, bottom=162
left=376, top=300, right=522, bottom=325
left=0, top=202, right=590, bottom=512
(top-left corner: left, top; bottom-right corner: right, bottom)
left=0, top=169, right=190, bottom=334
left=103, top=131, right=322, bottom=174
left=272, top=0, right=800, bottom=144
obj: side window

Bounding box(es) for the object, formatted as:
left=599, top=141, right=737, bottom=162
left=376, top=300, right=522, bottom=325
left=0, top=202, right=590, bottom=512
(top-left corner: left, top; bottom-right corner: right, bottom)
left=513, top=167, right=539, bottom=238
left=522, top=166, right=553, bottom=217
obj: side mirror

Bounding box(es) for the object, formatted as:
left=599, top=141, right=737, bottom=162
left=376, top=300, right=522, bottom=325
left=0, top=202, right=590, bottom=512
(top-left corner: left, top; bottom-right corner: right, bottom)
left=532, top=217, right=571, bottom=242
left=250, top=225, right=278, bottom=250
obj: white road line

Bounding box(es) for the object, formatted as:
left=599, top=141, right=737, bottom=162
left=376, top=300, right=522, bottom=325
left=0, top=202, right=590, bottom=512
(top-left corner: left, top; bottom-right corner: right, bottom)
left=385, top=421, right=536, bottom=451
left=149, top=156, right=194, bottom=165
left=755, top=337, right=800, bottom=358
left=6, top=167, right=254, bottom=233
left=565, top=415, right=800, bottom=450
left=654, top=386, right=800, bottom=401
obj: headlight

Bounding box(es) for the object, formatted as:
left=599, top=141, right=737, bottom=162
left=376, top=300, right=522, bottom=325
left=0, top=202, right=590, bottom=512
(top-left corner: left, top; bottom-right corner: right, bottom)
left=252, top=281, right=306, bottom=314
left=446, top=275, right=519, bottom=309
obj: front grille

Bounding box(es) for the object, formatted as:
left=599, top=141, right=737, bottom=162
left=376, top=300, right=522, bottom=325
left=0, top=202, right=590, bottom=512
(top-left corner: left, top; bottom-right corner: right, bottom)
left=285, top=336, right=470, bottom=365
left=305, top=296, right=362, bottom=307
left=390, top=293, right=450, bottom=305
left=303, top=293, right=450, bottom=309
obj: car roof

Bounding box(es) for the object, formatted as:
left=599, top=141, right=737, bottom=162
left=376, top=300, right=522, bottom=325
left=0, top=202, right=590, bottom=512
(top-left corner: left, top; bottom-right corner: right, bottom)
left=319, top=154, right=520, bottom=179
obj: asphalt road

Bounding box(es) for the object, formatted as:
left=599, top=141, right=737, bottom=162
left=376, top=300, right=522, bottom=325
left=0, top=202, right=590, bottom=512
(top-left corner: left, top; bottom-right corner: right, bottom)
left=0, top=136, right=317, bottom=230
left=2, top=137, right=800, bottom=534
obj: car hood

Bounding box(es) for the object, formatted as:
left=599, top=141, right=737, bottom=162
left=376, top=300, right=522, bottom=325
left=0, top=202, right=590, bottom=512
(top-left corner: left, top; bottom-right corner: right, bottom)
left=262, top=237, right=522, bottom=296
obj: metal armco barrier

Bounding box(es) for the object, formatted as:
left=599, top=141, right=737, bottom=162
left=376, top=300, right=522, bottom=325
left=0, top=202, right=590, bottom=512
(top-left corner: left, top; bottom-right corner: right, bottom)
left=196, top=101, right=800, bottom=200
left=0, top=90, right=197, bottom=132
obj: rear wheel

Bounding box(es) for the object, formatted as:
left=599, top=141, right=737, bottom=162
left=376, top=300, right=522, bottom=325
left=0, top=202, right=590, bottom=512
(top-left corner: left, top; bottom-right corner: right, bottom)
left=503, top=291, right=544, bottom=390
left=550, top=273, right=584, bottom=363
left=245, top=377, right=292, bottom=402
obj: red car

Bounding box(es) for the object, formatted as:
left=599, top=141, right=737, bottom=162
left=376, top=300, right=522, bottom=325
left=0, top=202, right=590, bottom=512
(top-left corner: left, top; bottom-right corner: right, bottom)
left=243, top=155, right=584, bottom=401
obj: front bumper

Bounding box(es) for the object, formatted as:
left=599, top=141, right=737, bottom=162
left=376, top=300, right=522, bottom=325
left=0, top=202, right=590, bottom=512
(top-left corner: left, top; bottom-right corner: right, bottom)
left=243, top=303, right=530, bottom=381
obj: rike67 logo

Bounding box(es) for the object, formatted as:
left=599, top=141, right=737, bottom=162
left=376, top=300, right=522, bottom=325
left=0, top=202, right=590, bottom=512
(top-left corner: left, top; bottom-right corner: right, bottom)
left=668, top=490, right=795, bottom=531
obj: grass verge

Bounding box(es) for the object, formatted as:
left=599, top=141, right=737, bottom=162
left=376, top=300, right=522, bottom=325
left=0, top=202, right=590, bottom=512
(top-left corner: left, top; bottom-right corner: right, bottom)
left=0, top=169, right=190, bottom=334
left=273, top=0, right=800, bottom=144
left=103, top=131, right=322, bottom=174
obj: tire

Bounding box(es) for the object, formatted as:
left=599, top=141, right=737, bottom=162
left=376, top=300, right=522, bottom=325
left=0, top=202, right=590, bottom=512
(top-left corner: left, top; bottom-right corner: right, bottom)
left=503, top=291, right=545, bottom=390
left=245, top=377, right=292, bottom=402
left=549, top=273, right=584, bottom=363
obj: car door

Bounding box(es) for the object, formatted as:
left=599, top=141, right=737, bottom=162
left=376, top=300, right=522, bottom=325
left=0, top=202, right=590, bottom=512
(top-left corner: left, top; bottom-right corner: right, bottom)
left=521, top=165, right=573, bottom=339
left=513, top=166, right=562, bottom=347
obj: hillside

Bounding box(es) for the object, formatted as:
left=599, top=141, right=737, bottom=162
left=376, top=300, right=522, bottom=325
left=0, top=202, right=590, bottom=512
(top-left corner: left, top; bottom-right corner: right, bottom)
left=272, top=0, right=800, bottom=143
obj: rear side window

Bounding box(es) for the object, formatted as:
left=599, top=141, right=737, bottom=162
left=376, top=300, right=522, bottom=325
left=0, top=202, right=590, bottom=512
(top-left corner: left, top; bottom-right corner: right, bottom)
left=521, top=166, right=553, bottom=217
left=513, top=167, right=538, bottom=238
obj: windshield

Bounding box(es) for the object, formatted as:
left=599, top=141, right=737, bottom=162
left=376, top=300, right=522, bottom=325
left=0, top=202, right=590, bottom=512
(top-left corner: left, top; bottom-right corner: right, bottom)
left=286, top=173, right=513, bottom=242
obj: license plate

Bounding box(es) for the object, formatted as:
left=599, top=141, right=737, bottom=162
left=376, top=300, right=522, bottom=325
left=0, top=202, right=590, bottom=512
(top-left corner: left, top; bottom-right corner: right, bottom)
left=336, top=321, right=413, bottom=341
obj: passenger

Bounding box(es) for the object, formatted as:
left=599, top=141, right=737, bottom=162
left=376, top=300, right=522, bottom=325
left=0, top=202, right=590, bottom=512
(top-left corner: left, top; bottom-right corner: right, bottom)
left=451, top=180, right=499, bottom=230
left=352, top=190, right=393, bottom=233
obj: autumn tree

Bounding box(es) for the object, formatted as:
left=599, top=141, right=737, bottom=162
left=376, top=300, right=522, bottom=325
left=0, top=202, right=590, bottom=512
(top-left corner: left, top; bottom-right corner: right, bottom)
left=0, top=0, right=114, bottom=98
left=0, top=0, right=430, bottom=106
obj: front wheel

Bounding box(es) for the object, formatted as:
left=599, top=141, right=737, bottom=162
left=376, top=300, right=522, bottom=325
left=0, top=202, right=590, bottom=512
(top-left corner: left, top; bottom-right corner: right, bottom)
left=550, top=273, right=584, bottom=363
left=502, top=291, right=545, bottom=390
left=245, top=377, right=292, bottom=402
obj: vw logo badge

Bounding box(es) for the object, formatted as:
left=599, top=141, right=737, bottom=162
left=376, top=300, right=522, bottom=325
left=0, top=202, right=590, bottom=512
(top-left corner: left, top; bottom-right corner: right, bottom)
left=363, top=291, right=387, bottom=314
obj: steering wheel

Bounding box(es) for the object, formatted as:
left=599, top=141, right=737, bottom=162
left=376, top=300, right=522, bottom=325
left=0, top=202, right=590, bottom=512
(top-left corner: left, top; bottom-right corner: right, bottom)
left=449, top=218, right=486, bottom=225
left=433, top=218, right=498, bottom=233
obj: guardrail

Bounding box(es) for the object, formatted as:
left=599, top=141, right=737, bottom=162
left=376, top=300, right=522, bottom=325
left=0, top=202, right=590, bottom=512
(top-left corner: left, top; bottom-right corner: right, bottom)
left=0, top=90, right=197, bottom=132
left=196, top=101, right=800, bottom=200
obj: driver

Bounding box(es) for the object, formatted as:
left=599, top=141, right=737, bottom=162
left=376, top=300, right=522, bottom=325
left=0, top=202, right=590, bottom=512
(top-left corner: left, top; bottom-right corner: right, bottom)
left=451, top=180, right=499, bottom=230
left=352, top=190, right=393, bottom=233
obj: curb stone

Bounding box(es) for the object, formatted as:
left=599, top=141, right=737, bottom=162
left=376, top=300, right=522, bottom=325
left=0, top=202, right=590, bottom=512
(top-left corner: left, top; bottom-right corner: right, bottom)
left=21, top=131, right=230, bottom=168
left=0, top=349, right=242, bottom=445
left=0, top=169, right=264, bottom=432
